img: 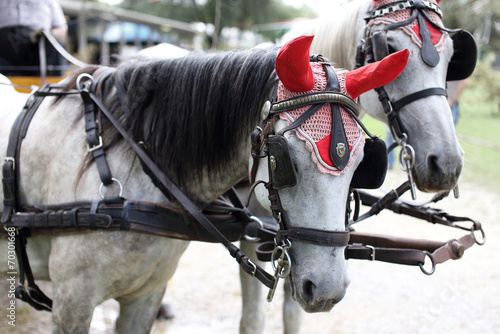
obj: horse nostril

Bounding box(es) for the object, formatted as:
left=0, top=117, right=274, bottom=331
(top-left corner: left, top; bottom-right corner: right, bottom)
left=427, top=154, right=441, bottom=177
left=302, top=279, right=316, bottom=301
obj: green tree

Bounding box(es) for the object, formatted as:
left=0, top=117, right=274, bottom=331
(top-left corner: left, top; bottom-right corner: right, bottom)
left=118, top=0, right=313, bottom=48
left=441, top=0, right=500, bottom=53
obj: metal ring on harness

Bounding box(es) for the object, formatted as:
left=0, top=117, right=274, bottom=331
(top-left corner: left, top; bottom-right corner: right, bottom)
left=419, top=251, right=436, bottom=275
left=271, top=240, right=292, bottom=278
left=99, top=178, right=123, bottom=199
left=399, top=144, right=416, bottom=171
left=472, top=224, right=486, bottom=246
left=76, top=73, right=94, bottom=91
left=243, top=216, right=264, bottom=242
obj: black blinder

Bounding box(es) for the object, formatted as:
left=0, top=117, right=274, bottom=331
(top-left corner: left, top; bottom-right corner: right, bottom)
left=267, top=135, right=297, bottom=189
left=350, top=138, right=388, bottom=189
left=371, top=30, right=390, bottom=62
left=446, top=30, right=477, bottom=81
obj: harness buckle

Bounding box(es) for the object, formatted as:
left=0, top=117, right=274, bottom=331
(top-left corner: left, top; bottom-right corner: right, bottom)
left=385, top=100, right=394, bottom=116
left=247, top=259, right=257, bottom=277
left=366, top=245, right=376, bottom=261
left=4, top=157, right=15, bottom=168
left=88, top=136, right=103, bottom=153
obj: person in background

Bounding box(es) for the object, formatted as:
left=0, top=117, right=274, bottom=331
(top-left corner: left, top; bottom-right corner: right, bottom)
left=447, top=79, right=468, bottom=126
left=0, top=0, right=68, bottom=76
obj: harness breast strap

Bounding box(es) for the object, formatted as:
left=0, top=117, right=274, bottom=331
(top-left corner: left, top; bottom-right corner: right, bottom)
left=1, top=85, right=66, bottom=312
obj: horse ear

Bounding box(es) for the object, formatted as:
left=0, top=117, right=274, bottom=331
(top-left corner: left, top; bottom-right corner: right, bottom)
left=345, top=49, right=410, bottom=99
left=276, top=35, right=315, bottom=92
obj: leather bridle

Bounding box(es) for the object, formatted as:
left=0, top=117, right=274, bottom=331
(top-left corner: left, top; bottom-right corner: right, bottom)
left=250, top=57, right=385, bottom=300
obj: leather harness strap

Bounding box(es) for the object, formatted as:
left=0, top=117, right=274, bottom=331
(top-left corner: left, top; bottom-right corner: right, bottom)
left=277, top=226, right=350, bottom=246
left=1, top=84, right=64, bottom=312
left=80, top=71, right=114, bottom=186
left=391, top=87, right=447, bottom=111
left=7, top=198, right=251, bottom=242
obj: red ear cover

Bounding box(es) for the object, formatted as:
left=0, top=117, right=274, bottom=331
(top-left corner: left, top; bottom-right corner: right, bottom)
left=276, top=35, right=315, bottom=93
left=345, top=49, right=410, bottom=99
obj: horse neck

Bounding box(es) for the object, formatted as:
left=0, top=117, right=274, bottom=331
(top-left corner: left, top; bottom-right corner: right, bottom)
left=185, top=140, right=251, bottom=206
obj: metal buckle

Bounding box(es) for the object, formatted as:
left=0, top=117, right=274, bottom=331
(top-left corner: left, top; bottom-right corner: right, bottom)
left=4, top=157, right=15, bottom=169
left=247, top=259, right=257, bottom=277
left=366, top=245, right=376, bottom=261
left=88, top=136, right=103, bottom=153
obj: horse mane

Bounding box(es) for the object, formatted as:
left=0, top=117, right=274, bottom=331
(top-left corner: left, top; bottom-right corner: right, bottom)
left=66, top=48, right=279, bottom=190
left=285, top=0, right=367, bottom=70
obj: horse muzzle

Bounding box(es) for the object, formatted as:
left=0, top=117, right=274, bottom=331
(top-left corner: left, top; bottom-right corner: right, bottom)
left=412, top=146, right=464, bottom=192
left=289, top=246, right=351, bottom=313
left=291, top=270, right=350, bottom=313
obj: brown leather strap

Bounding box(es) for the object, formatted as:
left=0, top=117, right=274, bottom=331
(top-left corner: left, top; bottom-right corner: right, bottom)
left=277, top=226, right=350, bottom=247
left=346, top=244, right=426, bottom=265
left=5, top=199, right=252, bottom=242
left=346, top=229, right=484, bottom=274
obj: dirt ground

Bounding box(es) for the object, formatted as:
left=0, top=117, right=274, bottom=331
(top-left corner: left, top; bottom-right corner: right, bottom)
left=2, top=169, right=499, bottom=333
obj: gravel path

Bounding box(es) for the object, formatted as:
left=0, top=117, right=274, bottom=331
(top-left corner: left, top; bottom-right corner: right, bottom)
left=2, top=170, right=499, bottom=333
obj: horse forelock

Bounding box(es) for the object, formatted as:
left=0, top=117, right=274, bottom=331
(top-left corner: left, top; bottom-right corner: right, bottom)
left=97, top=49, right=278, bottom=190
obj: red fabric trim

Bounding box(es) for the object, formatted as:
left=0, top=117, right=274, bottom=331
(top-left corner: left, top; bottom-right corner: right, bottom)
left=316, top=135, right=352, bottom=167
left=412, top=20, right=443, bottom=45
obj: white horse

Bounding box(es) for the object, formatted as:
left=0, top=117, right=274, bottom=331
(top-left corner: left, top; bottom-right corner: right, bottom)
left=285, top=0, right=477, bottom=194
left=0, top=35, right=408, bottom=333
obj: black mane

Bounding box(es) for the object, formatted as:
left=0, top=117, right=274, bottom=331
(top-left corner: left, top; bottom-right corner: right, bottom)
left=89, top=48, right=278, bottom=189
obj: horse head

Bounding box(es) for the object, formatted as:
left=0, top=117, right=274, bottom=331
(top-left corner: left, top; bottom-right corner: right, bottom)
left=252, top=35, right=409, bottom=312
left=358, top=0, right=477, bottom=192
